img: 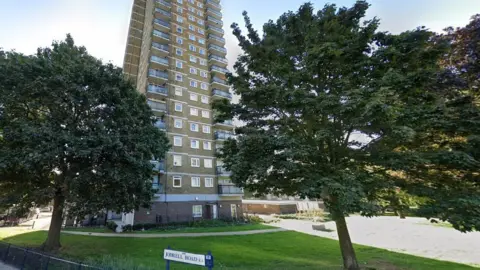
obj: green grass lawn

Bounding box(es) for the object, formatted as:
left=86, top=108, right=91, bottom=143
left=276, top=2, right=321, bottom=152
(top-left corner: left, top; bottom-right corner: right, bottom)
left=63, top=226, right=111, bottom=233
left=1, top=230, right=476, bottom=270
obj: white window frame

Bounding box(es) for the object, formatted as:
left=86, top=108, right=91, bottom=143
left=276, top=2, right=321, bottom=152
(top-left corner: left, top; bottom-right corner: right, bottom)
left=176, top=27, right=183, bottom=34
left=202, top=125, right=210, bottom=133
left=190, top=123, right=199, bottom=132
left=177, top=6, right=183, bottom=13
left=191, top=139, right=199, bottom=149
left=205, top=178, right=213, bottom=187
left=203, top=141, right=212, bottom=150
left=201, top=96, right=209, bottom=104
left=191, top=157, right=200, bottom=167
left=189, top=24, right=195, bottom=31
left=174, top=118, right=183, bottom=128
left=191, top=177, right=201, bottom=187
left=199, top=48, right=206, bottom=55
left=173, top=176, right=182, bottom=187
left=177, top=16, right=184, bottom=23
left=198, top=38, right=205, bottom=45
left=175, top=87, right=183, bottom=96
left=200, top=83, right=208, bottom=90
left=190, top=67, right=197, bottom=74
left=176, top=60, right=183, bottom=69
left=197, top=2, right=203, bottom=8
left=174, top=103, right=183, bottom=112
left=189, top=34, right=196, bottom=41
left=175, top=73, right=183, bottom=81
left=204, top=159, right=213, bottom=168
left=200, top=59, right=207, bottom=66
left=176, top=37, right=183, bottom=44
left=173, top=136, right=183, bottom=146
left=189, top=44, right=197, bottom=52
left=190, top=107, right=198, bottom=116
left=200, top=71, right=207, bottom=78
left=198, top=28, right=204, bottom=35
left=176, top=48, right=183, bottom=56
left=188, top=14, right=195, bottom=21
left=193, top=205, right=202, bottom=217
left=190, top=93, right=198, bottom=101
left=173, top=155, right=182, bottom=166
left=198, top=19, right=204, bottom=25
left=201, top=110, right=210, bottom=118
left=190, top=80, right=198, bottom=88
left=190, top=55, right=197, bottom=63
left=177, top=0, right=183, bottom=4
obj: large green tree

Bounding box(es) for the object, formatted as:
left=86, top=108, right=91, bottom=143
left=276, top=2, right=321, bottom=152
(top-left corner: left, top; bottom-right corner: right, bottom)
left=214, top=2, right=480, bottom=269
left=0, top=35, right=169, bottom=250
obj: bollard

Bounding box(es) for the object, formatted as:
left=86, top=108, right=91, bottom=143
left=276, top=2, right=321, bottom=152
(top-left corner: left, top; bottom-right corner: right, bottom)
left=32, top=221, right=36, bottom=229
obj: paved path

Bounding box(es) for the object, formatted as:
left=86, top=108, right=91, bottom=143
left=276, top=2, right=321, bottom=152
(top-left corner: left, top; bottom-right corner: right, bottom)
left=61, top=228, right=287, bottom=238
left=0, top=262, right=17, bottom=270
left=271, top=216, right=480, bottom=266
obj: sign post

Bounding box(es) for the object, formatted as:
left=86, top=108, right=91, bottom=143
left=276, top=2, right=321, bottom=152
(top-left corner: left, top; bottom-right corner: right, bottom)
left=164, top=246, right=214, bottom=270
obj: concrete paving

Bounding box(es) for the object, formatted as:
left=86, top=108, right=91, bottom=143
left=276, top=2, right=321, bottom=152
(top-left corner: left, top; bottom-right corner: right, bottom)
left=270, top=215, right=480, bottom=266
left=0, top=262, right=17, bottom=270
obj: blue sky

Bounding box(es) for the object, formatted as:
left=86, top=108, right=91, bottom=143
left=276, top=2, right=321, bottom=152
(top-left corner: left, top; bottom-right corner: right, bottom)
left=0, top=0, right=478, bottom=69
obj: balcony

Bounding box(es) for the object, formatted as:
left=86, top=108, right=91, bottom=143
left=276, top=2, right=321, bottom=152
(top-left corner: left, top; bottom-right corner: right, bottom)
left=211, top=65, right=229, bottom=74
left=151, top=160, right=166, bottom=173
left=206, top=0, right=221, bottom=10
left=209, top=54, right=228, bottom=65
left=157, top=0, right=171, bottom=8
left=150, top=55, right=169, bottom=66
left=212, top=89, right=232, bottom=99
left=148, top=99, right=167, bottom=112
left=153, top=30, right=170, bottom=40
left=155, top=8, right=171, bottom=18
left=218, top=185, right=244, bottom=196
left=216, top=119, right=233, bottom=126
left=152, top=183, right=164, bottom=192
left=154, top=120, right=166, bottom=129
left=215, top=131, right=235, bottom=140
left=152, top=42, right=169, bottom=53
left=208, top=34, right=225, bottom=45
left=148, top=69, right=169, bottom=80
left=148, top=84, right=168, bottom=95
left=208, top=44, right=227, bottom=54
left=211, top=76, right=228, bottom=86
left=154, top=18, right=171, bottom=29
left=207, top=26, right=224, bottom=35
left=216, top=166, right=231, bottom=176
left=207, top=16, right=223, bottom=26
left=207, top=8, right=222, bottom=18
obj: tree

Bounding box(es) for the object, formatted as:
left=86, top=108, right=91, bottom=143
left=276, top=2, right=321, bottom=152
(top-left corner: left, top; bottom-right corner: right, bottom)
left=0, top=35, right=170, bottom=250
left=214, top=2, right=480, bottom=269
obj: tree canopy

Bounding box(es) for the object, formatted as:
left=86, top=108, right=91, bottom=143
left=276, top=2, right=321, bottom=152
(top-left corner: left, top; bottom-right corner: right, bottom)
left=0, top=35, right=170, bottom=250
left=214, top=2, right=480, bottom=269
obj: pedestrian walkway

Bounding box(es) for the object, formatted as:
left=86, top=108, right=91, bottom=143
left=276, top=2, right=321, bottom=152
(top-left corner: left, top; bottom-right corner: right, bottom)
left=0, top=261, right=17, bottom=270
left=61, top=228, right=287, bottom=238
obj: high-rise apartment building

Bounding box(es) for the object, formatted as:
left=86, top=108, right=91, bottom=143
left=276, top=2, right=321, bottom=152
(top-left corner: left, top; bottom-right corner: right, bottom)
left=122, top=0, right=243, bottom=224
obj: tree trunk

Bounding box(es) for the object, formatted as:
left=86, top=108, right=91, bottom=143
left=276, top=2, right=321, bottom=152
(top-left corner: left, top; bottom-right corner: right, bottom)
left=335, top=215, right=360, bottom=270
left=43, top=193, right=65, bottom=251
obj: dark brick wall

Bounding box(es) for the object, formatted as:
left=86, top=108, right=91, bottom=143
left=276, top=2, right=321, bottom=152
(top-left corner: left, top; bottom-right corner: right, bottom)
left=243, top=203, right=297, bottom=215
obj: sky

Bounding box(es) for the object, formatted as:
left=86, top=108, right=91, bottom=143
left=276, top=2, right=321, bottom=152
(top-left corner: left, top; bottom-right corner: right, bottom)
left=0, top=0, right=478, bottom=70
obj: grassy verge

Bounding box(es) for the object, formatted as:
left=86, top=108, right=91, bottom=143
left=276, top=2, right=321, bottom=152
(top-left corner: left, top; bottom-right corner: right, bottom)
left=132, top=223, right=274, bottom=234
left=1, top=230, right=475, bottom=270
left=62, top=227, right=111, bottom=233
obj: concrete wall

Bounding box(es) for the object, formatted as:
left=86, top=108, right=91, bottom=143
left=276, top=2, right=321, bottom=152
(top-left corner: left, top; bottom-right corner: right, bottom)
left=243, top=201, right=324, bottom=215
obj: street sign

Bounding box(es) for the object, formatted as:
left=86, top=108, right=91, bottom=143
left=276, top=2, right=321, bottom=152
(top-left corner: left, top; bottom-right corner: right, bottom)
left=164, top=246, right=214, bottom=270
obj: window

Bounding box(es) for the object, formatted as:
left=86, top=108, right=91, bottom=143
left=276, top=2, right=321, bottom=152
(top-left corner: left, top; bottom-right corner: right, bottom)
left=198, top=38, right=205, bottom=45
left=189, top=44, right=196, bottom=52
left=197, top=19, right=204, bottom=25
left=190, top=93, right=198, bottom=101
left=202, top=110, right=210, bottom=118
left=177, top=6, right=183, bottom=13
left=189, top=24, right=195, bottom=31
left=201, top=83, right=208, bottom=90
left=176, top=60, right=183, bottom=69
left=176, top=26, right=183, bottom=33
left=173, top=155, right=182, bottom=166
left=191, top=177, right=200, bottom=187
left=197, top=2, right=203, bottom=8
left=175, top=103, right=183, bottom=112
left=190, top=80, right=198, bottom=88
left=191, top=139, right=199, bottom=149
left=177, top=16, right=184, bottom=23
left=203, top=141, right=212, bottom=150
left=191, top=157, right=200, bottom=167
left=176, top=37, right=183, bottom=44
left=189, top=67, right=197, bottom=74
left=177, top=0, right=183, bottom=4
left=193, top=205, right=202, bottom=217
left=204, top=159, right=213, bottom=168
left=188, top=15, right=195, bottom=21
left=198, top=28, right=204, bottom=35
left=173, top=136, right=183, bottom=146
left=190, top=123, right=199, bottom=132
left=197, top=10, right=203, bottom=17
left=200, top=71, right=208, bottom=78
left=199, top=48, right=206, bottom=55
left=202, top=125, right=210, bottom=133
left=173, top=176, right=182, bottom=187
left=188, top=6, right=195, bottom=12
left=205, top=178, right=213, bottom=187
left=175, top=87, right=183, bottom=96
left=176, top=48, right=183, bottom=56
left=199, top=59, right=207, bottom=66
left=189, top=34, right=196, bottom=41
left=190, top=108, right=198, bottom=116
left=189, top=55, right=197, bottom=63
left=175, top=73, right=183, bottom=81
left=174, top=118, right=183, bottom=128
left=201, top=96, right=209, bottom=104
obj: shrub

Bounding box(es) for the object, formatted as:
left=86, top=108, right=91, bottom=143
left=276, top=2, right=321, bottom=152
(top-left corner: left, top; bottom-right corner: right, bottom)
left=106, top=221, right=118, bottom=232
left=122, top=224, right=132, bottom=232
left=246, top=215, right=264, bottom=224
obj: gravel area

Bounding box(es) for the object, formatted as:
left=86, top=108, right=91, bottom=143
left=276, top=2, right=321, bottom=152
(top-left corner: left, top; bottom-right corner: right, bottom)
left=272, top=215, right=480, bottom=266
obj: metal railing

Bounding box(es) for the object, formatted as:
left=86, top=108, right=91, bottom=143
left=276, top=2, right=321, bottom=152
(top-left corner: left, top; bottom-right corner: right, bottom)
left=155, top=7, right=171, bottom=17
left=216, top=166, right=231, bottom=175
left=218, top=185, right=244, bottom=195
left=151, top=55, right=169, bottom=65
left=147, top=99, right=167, bottom=111
left=152, top=42, right=169, bottom=52
left=148, top=69, right=169, bottom=80
left=148, top=84, right=168, bottom=95
left=207, top=16, right=223, bottom=26
left=153, top=30, right=170, bottom=40
left=151, top=160, right=166, bottom=172
left=206, top=0, right=221, bottom=9
left=0, top=241, right=101, bottom=270
left=211, top=65, right=229, bottom=74
left=157, top=0, right=172, bottom=8
left=207, top=26, right=224, bottom=34
left=208, top=44, right=226, bottom=54
left=207, top=8, right=222, bottom=17
left=212, top=89, right=232, bottom=99
left=216, top=119, right=233, bottom=126
left=209, top=54, right=227, bottom=64
left=215, top=131, right=235, bottom=140
left=212, top=76, right=227, bottom=85
left=154, top=18, right=171, bottom=28
left=208, top=34, right=225, bottom=43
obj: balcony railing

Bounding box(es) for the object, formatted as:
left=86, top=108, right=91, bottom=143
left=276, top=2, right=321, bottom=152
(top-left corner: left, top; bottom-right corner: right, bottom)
left=155, top=8, right=171, bottom=17
left=152, top=42, right=169, bottom=52
left=212, top=89, right=232, bottom=99
left=217, top=119, right=233, bottom=126
left=212, top=76, right=227, bottom=85
left=208, top=44, right=227, bottom=54
left=148, top=69, right=169, bottom=80
left=206, top=0, right=221, bottom=9
left=153, top=30, right=170, bottom=40
left=207, top=16, right=223, bottom=26
left=218, top=185, right=244, bottom=195
left=154, top=120, right=166, bottom=129
left=216, top=166, right=231, bottom=175
left=154, top=18, right=171, bottom=28
left=148, top=99, right=167, bottom=111
left=207, top=8, right=222, bottom=18
left=157, top=0, right=172, bottom=8
left=150, top=160, right=166, bottom=172
left=209, top=54, right=227, bottom=64
left=211, top=65, right=229, bottom=74
left=215, top=131, right=235, bottom=140
left=148, top=84, right=168, bottom=95
left=207, top=26, right=224, bottom=34
left=208, top=34, right=225, bottom=43
left=151, top=55, right=169, bottom=65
